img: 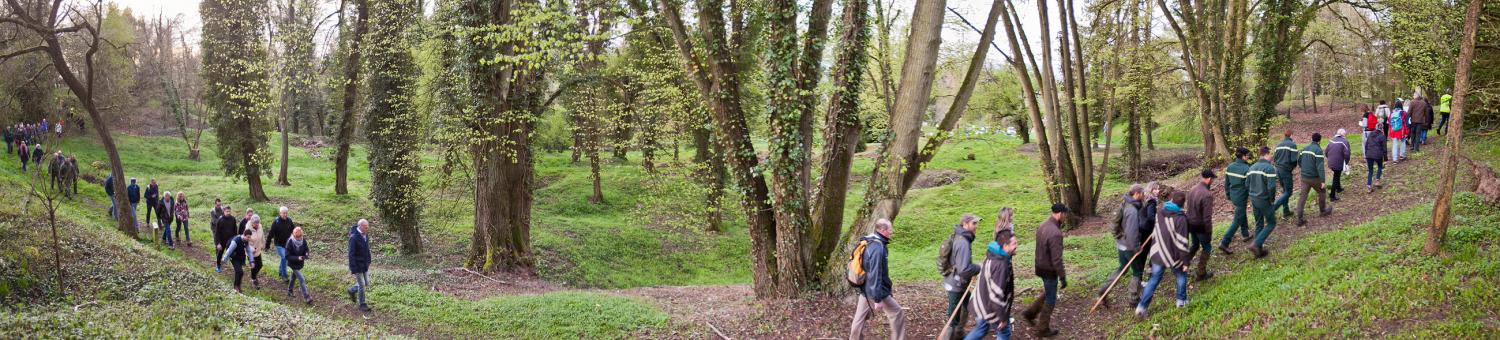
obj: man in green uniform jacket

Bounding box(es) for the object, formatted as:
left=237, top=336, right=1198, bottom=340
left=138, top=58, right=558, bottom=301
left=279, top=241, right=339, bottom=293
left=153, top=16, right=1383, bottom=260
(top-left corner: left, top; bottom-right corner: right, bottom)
left=1270, top=131, right=1299, bottom=219
left=1247, top=146, right=1279, bottom=258
left=1218, top=147, right=1253, bottom=255
left=1296, top=133, right=1330, bottom=226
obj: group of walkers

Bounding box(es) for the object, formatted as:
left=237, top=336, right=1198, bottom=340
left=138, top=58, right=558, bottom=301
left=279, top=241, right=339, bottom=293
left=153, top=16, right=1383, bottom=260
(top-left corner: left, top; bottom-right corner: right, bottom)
left=8, top=120, right=63, bottom=171
left=1364, top=93, right=1448, bottom=166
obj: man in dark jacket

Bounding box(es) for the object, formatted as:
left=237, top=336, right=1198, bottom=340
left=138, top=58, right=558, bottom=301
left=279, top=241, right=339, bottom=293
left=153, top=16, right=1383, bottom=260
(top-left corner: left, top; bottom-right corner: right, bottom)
left=3, top=127, right=11, bottom=154
left=157, top=191, right=174, bottom=247
left=1136, top=191, right=1192, bottom=317
left=1296, top=133, right=1330, bottom=227
left=30, top=143, right=42, bottom=164
left=1021, top=204, right=1068, bottom=338
left=348, top=219, right=373, bottom=312
left=849, top=218, right=903, bottom=340
left=214, top=207, right=239, bottom=272
left=1325, top=130, right=1353, bottom=201
left=1185, top=170, right=1216, bottom=280
left=1271, top=131, right=1299, bottom=218
left=1409, top=95, right=1431, bottom=150
left=104, top=175, right=115, bottom=217
left=219, top=228, right=257, bottom=293
left=126, top=178, right=141, bottom=230
left=965, top=208, right=1018, bottom=340
left=1219, top=148, right=1253, bottom=254
left=270, top=206, right=296, bottom=279
left=1248, top=147, right=1279, bottom=258
left=1099, top=185, right=1146, bottom=308
left=144, top=178, right=159, bottom=223
left=942, top=214, right=982, bottom=340
left=1365, top=124, right=1388, bottom=191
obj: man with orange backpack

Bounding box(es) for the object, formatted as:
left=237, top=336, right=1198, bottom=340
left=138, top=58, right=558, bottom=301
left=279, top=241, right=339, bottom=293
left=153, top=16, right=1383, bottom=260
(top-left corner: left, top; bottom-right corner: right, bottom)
left=848, top=218, right=905, bottom=340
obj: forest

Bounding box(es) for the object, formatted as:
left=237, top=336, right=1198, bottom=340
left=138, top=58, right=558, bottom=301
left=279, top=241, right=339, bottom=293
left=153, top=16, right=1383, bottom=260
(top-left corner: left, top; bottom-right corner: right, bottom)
left=1, top=0, right=1498, bottom=337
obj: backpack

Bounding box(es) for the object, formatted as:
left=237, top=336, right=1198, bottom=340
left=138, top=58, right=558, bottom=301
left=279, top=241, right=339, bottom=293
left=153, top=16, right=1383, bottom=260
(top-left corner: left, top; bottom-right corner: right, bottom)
left=936, top=231, right=958, bottom=276
left=846, top=240, right=872, bottom=286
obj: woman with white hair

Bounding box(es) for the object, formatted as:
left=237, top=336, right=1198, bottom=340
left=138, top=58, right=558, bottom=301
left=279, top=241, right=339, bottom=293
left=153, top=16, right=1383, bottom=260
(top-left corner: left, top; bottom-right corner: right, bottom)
left=1325, top=129, right=1352, bottom=201
left=247, top=215, right=268, bottom=289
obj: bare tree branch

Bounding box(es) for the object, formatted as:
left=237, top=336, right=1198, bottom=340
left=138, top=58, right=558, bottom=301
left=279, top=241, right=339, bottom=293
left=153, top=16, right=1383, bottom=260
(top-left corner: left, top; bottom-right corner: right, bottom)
left=946, top=6, right=1014, bottom=64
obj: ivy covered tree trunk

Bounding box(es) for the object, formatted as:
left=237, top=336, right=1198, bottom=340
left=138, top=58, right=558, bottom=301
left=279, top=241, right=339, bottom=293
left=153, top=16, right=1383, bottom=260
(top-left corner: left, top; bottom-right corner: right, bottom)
left=365, top=0, right=424, bottom=255
left=202, top=0, right=275, bottom=202
left=809, top=0, right=869, bottom=270
left=276, top=0, right=320, bottom=187
left=333, top=0, right=369, bottom=196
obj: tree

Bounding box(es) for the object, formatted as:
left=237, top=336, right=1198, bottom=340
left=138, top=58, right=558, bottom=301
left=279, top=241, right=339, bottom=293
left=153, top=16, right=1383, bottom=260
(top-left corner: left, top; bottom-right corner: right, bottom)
left=202, top=0, right=275, bottom=201
left=809, top=0, right=871, bottom=270
left=2, top=0, right=137, bottom=236
left=1158, top=0, right=1247, bottom=159
left=332, top=0, right=368, bottom=196
left=275, top=0, right=321, bottom=186
left=23, top=148, right=67, bottom=296
left=1247, top=0, right=1339, bottom=140
left=1427, top=0, right=1483, bottom=255
left=364, top=0, right=424, bottom=255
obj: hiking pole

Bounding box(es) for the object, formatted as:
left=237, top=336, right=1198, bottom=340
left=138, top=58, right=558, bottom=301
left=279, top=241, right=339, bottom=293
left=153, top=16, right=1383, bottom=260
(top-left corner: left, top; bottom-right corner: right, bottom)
left=937, top=276, right=978, bottom=340
left=1089, top=239, right=1151, bottom=313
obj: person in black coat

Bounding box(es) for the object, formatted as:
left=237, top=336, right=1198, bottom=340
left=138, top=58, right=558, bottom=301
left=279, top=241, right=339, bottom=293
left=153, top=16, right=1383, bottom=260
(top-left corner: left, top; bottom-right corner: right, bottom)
left=126, top=178, right=141, bottom=230
left=285, top=227, right=312, bottom=303
left=269, top=207, right=296, bottom=279
left=219, top=228, right=256, bottom=293
left=104, top=175, right=115, bottom=217
left=144, top=179, right=159, bottom=223
left=347, top=219, right=373, bottom=312
left=214, top=207, right=238, bottom=272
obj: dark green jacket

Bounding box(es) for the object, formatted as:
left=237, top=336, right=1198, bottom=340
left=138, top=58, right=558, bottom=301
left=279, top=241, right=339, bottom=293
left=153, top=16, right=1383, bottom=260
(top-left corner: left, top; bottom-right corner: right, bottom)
left=1248, top=159, right=1279, bottom=202
left=1299, top=142, right=1326, bottom=180
left=1273, top=138, right=1300, bottom=171
left=1224, top=159, right=1251, bottom=204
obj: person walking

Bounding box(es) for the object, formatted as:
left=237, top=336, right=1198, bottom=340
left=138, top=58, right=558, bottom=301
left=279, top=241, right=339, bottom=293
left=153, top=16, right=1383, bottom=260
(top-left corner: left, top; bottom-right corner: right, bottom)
left=214, top=207, right=238, bottom=273
left=158, top=191, right=174, bottom=248
left=126, top=178, right=141, bottom=230
left=18, top=142, right=28, bottom=171
left=270, top=207, right=296, bottom=280
left=348, top=219, right=374, bottom=313
left=144, top=178, right=159, bottom=223
left=238, top=208, right=254, bottom=235
left=3, top=126, right=11, bottom=154
left=247, top=215, right=268, bottom=289
left=942, top=214, right=983, bottom=340
left=1098, top=185, right=1146, bottom=308
left=964, top=208, right=1019, bottom=340
left=1438, top=93, right=1453, bottom=135
left=174, top=192, right=191, bottom=246
left=1326, top=130, right=1352, bottom=201
left=211, top=198, right=225, bottom=222
left=1136, top=191, right=1192, bottom=317
left=1296, top=133, right=1331, bottom=227
left=1409, top=95, right=1431, bottom=151
left=1390, top=103, right=1408, bottom=163
left=286, top=227, right=312, bottom=304
left=1365, top=124, right=1389, bottom=191
left=1219, top=147, right=1254, bottom=255
left=1270, top=131, right=1300, bottom=219
left=1021, top=204, right=1069, bottom=338
left=219, top=228, right=256, bottom=293
left=848, top=218, right=905, bottom=340
left=104, top=175, right=115, bottom=217
left=1247, top=147, right=1280, bottom=258
left=30, top=143, right=42, bottom=165
left=1184, top=170, right=1216, bottom=280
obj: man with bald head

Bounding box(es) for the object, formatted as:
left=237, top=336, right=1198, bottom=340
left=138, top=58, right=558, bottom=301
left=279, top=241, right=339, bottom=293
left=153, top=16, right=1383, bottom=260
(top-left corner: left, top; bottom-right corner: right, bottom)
left=347, top=219, right=373, bottom=312
left=849, top=218, right=904, bottom=340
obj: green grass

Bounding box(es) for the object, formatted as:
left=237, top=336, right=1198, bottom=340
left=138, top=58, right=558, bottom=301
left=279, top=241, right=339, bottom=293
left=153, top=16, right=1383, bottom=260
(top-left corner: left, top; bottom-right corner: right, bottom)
left=372, top=285, right=668, bottom=338
left=1106, top=193, right=1500, bottom=338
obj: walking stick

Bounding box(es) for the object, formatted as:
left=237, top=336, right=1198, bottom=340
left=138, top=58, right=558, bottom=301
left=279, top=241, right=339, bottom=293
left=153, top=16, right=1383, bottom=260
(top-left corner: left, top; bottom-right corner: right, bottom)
left=1089, top=239, right=1151, bottom=313
left=938, top=276, right=978, bottom=340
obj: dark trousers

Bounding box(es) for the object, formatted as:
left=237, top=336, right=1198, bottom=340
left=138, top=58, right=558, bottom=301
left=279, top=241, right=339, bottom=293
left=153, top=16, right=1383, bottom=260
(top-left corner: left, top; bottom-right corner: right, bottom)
left=175, top=219, right=190, bottom=243
left=1116, top=249, right=1146, bottom=280
left=1188, top=230, right=1212, bottom=259
left=1330, top=170, right=1344, bottom=199
left=1272, top=168, right=1295, bottom=215
left=251, top=256, right=264, bottom=282
left=1439, top=112, right=1451, bottom=135
left=215, top=244, right=226, bottom=268
left=1252, top=200, right=1277, bottom=248
left=1220, top=199, right=1250, bottom=250
left=946, top=288, right=971, bottom=337
left=1367, top=159, right=1384, bottom=186
left=145, top=199, right=156, bottom=222
left=232, top=262, right=246, bottom=290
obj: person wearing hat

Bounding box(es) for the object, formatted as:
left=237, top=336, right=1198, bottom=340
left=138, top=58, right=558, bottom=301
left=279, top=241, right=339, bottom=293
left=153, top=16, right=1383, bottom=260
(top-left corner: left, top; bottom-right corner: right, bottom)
left=1247, top=147, right=1279, bottom=258
left=1296, top=133, right=1331, bottom=227
left=941, top=213, right=983, bottom=339
left=1185, top=169, right=1216, bottom=280
left=1021, top=203, right=1069, bottom=338
left=1219, top=147, right=1254, bottom=255
left=1325, top=129, right=1353, bottom=201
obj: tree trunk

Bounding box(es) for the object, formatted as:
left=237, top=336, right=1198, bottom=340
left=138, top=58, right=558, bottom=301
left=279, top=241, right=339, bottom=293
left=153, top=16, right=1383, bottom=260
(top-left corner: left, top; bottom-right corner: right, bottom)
left=34, top=31, right=135, bottom=236
left=1427, top=0, right=1482, bottom=255
left=246, top=161, right=270, bottom=201
left=277, top=118, right=291, bottom=186
left=333, top=0, right=368, bottom=196
left=865, top=0, right=946, bottom=224
left=809, top=0, right=869, bottom=272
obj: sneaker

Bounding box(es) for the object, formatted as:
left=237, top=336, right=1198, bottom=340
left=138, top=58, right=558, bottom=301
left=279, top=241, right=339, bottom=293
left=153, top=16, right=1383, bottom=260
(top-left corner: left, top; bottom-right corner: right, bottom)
left=1176, top=299, right=1189, bottom=308
left=216, top=266, right=222, bottom=273
left=358, top=305, right=372, bottom=312
left=1135, top=306, right=1147, bottom=318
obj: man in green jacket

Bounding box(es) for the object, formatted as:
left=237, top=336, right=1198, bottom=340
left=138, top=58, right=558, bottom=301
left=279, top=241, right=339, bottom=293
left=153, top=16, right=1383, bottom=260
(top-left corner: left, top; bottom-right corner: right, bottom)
left=1270, top=131, right=1299, bottom=219
left=1439, top=93, right=1452, bottom=135
left=1247, top=146, right=1279, bottom=259
left=1219, top=147, right=1253, bottom=255
left=1296, top=133, right=1331, bottom=227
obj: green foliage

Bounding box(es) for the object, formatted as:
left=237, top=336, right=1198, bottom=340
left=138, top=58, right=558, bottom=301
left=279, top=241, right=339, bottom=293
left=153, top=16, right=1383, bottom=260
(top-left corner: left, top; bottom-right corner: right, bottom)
left=364, top=0, right=426, bottom=254
left=372, top=285, right=668, bottom=338
left=276, top=0, right=325, bottom=135
left=97, top=4, right=138, bottom=119
left=200, top=0, right=275, bottom=182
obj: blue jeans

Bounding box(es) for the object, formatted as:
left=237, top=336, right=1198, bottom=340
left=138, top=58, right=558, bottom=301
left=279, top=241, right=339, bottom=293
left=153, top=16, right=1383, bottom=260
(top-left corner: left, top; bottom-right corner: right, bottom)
left=1366, top=159, right=1384, bottom=186
left=288, top=269, right=310, bottom=299
left=1138, top=263, right=1188, bottom=309
left=349, top=272, right=369, bottom=307
left=277, top=246, right=288, bottom=278
left=129, top=202, right=139, bottom=229
left=108, top=196, right=116, bottom=218
left=162, top=224, right=173, bottom=246
left=964, top=320, right=1012, bottom=340
left=1041, top=276, right=1058, bottom=305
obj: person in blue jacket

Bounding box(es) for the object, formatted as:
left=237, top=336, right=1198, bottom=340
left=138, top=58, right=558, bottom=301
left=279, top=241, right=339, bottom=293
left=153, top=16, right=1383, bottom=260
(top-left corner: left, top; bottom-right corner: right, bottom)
left=347, top=219, right=373, bottom=312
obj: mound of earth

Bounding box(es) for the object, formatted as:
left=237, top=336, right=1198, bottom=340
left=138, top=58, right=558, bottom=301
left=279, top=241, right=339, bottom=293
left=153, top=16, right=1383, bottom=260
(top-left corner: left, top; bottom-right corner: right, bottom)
left=911, top=169, right=964, bottom=189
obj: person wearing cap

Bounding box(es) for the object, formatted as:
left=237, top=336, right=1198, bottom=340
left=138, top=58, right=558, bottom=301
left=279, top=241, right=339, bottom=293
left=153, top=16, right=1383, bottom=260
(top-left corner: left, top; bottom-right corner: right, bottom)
left=1325, top=129, right=1353, bottom=201
left=1270, top=131, right=1299, bottom=219
left=965, top=207, right=1019, bottom=340
left=1296, top=133, right=1331, bottom=227
left=942, top=213, right=983, bottom=339
left=1099, top=185, right=1146, bottom=309
left=1021, top=203, right=1069, bottom=338
left=1185, top=169, right=1216, bottom=280
left=1136, top=191, right=1192, bottom=317
left=1247, top=147, right=1279, bottom=258
left=1219, top=147, right=1254, bottom=255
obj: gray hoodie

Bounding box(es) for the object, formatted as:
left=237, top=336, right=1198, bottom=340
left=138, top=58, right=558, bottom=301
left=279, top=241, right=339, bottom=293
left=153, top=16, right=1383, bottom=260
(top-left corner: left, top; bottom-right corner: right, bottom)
left=1114, top=195, right=1145, bottom=252
left=942, top=225, right=981, bottom=293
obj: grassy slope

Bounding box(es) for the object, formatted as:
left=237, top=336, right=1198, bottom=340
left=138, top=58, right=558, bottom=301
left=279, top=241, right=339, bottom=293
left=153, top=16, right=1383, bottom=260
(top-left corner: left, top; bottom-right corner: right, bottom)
left=1110, top=194, right=1500, bottom=338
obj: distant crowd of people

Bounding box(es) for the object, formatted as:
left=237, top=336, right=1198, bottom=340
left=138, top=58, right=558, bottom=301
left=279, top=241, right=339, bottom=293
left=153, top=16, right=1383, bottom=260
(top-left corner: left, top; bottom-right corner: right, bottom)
left=7, top=119, right=65, bottom=171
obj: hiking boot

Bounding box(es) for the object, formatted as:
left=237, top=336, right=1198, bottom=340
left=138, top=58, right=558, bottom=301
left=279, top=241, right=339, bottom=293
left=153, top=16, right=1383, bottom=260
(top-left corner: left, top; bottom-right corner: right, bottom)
left=1321, top=208, right=1333, bottom=216
left=1020, top=297, right=1044, bottom=326
left=347, top=290, right=357, bottom=305
left=1219, top=246, right=1234, bottom=256
left=1297, top=220, right=1307, bottom=227
left=1095, top=282, right=1113, bottom=309
left=358, top=304, right=372, bottom=313
left=1194, top=252, right=1213, bottom=281
left=1034, top=304, right=1060, bottom=338
left=305, top=299, right=313, bottom=305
